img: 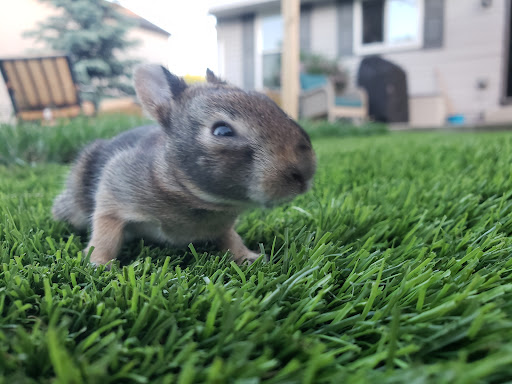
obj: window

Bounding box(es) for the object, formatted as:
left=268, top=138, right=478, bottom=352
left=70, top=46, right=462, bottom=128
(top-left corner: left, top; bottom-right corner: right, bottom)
left=362, top=0, right=384, bottom=44
left=355, top=0, right=424, bottom=53
left=260, top=14, right=282, bottom=89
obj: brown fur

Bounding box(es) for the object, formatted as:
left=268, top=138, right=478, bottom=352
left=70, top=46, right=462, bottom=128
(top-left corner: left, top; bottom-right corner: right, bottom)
left=52, top=64, right=316, bottom=266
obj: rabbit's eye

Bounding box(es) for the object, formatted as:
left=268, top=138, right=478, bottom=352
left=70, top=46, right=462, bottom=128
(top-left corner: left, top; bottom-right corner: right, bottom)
left=212, top=122, right=234, bottom=137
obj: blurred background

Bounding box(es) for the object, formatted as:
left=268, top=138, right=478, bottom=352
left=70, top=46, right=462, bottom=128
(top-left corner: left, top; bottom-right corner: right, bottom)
left=0, top=0, right=510, bottom=129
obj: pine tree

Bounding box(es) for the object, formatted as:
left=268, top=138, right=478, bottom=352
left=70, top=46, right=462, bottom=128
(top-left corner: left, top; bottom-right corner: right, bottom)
left=25, top=0, right=140, bottom=106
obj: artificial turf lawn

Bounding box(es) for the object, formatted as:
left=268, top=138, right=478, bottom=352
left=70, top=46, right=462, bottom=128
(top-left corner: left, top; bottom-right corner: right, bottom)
left=1, top=127, right=512, bottom=383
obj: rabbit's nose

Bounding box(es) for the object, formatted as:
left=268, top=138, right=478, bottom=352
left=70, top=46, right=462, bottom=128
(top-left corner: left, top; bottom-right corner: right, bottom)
left=287, top=168, right=307, bottom=192
left=291, top=171, right=304, bottom=185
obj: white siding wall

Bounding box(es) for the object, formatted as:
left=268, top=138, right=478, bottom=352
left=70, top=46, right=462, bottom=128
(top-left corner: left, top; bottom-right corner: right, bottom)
left=121, top=29, right=170, bottom=66
left=334, top=0, right=506, bottom=124
left=216, top=20, right=244, bottom=87
left=300, top=0, right=508, bottom=124
left=382, top=0, right=506, bottom=123
left=310, top=3, right=338, bottom=60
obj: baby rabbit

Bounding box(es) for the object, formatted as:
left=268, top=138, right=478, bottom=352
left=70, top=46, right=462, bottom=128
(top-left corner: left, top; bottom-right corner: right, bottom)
left=52, top=64, right=316, bottom=266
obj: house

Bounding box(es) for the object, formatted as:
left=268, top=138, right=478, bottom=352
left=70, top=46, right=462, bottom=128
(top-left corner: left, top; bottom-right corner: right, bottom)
left=0, top=0, right=171, bottom=123
left=209, top=0, right=512, bottom=127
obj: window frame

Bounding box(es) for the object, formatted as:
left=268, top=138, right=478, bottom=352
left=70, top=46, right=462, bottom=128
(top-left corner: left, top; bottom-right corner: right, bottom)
left=353, top=0, right=425, bottom=55
left=255, top=12, right=283, bottom=89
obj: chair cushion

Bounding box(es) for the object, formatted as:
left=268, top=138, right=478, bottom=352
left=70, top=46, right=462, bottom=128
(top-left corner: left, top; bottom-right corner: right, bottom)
left=300, top=74, right=328, bottom=91
left=335, top=95, right=363, bottom=107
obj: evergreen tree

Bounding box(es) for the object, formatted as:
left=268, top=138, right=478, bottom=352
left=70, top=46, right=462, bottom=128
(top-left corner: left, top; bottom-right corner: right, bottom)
left=26, top=0, right=140, bottom=106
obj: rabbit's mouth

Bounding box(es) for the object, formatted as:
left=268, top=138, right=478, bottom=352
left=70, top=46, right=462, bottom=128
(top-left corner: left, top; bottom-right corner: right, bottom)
left=250, top=152, right=316, bottom=206
left=249, top=178, right=314, bottom=208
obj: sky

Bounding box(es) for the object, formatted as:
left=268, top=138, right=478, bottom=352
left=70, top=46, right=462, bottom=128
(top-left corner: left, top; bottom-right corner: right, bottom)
left=118, top=0, right=221, bottom=76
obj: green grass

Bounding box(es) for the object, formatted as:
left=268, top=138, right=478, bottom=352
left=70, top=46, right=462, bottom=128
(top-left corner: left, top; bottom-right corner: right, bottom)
left=301, top=119, right=388, bottom=140
left=1, top=119, right=512, bottom=383
left=0, top=114, right=150, bottom=165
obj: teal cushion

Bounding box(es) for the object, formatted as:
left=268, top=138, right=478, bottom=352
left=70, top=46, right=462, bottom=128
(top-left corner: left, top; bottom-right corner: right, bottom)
left=300, top=74, right=328, bottom=90
left=335, top=96, right=363, bottom=107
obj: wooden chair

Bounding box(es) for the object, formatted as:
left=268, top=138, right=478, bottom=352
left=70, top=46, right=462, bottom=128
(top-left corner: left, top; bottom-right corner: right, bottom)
left=299, top=73, right=368, bottom=123
left=0, top=55, right=93, bottom=121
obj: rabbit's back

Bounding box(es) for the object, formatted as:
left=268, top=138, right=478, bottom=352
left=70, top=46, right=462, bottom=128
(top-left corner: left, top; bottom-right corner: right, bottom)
left=53, top=125, right=161, bottom=226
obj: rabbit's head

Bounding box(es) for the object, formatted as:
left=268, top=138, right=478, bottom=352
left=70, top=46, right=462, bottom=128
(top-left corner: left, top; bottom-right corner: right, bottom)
left=134, top=64, right=316, bottom=208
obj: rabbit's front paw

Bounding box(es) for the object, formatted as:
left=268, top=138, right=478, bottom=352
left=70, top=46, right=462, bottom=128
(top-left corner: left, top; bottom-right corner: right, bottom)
left=85, top=246, right=115, bottom=267
left=236, top=250, right=262, bottom=265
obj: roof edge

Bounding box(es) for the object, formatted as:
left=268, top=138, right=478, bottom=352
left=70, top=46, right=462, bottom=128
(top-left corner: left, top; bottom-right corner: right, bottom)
left=209, top=0, right=335, bottom=19
left=209, top=0, right=279, bottom=18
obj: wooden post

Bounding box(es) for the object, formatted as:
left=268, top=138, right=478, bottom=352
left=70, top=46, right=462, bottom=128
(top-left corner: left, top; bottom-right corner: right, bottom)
left=281, top=0, right=300, bottom=120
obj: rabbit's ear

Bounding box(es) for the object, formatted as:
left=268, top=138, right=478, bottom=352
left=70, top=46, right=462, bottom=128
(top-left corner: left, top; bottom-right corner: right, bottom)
left=206, top=68, right=226, bottom=84
left=134, top=64, right=188, bottom=128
